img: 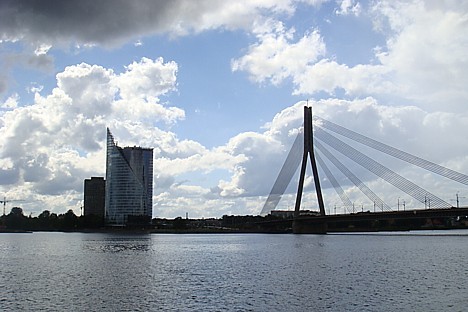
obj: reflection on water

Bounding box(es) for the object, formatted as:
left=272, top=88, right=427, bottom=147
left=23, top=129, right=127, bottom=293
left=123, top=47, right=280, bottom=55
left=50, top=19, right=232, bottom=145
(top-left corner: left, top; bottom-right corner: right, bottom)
left=0, top=231, right=467, bottom=311
left=84, top=236, right=151, bottom=253
left=333, top=229, right=468, bottom=236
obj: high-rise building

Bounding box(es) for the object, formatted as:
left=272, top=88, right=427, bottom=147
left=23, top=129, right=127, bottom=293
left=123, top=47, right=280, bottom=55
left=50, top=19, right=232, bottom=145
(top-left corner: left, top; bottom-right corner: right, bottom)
left=84, top=177, right=105, bottom=218
left=105, top=128, right=153, bottom=226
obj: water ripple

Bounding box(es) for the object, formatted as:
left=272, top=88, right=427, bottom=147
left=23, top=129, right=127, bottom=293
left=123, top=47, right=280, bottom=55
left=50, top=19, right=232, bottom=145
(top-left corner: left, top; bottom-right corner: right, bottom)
left=0, top=232, right=467, bottom=311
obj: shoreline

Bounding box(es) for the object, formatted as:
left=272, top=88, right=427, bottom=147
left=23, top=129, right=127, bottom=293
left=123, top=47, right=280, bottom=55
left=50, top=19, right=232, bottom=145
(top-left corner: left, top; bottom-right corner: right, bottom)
left=3, top=226, right=468, bottom=235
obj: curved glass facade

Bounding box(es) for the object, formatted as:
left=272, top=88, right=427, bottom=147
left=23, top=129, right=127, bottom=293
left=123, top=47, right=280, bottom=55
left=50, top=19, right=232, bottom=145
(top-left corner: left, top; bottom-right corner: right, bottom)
left=105, top=129, right=153, bottom=226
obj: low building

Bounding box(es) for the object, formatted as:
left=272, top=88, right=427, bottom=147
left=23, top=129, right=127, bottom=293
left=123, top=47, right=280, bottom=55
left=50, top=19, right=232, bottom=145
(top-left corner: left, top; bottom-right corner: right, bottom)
left=270, top=210, right=295, bottom=219
left=270, top=210, right=321, bottom=219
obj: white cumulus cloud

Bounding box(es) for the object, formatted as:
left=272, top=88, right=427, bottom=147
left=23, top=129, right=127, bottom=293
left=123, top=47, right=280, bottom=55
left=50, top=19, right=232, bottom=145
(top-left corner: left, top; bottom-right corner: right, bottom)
left=233, top=0, right=468, bottom=113
left=0, top=57, right=187, bottom=213
left=232, top=21, right=326, bottom=85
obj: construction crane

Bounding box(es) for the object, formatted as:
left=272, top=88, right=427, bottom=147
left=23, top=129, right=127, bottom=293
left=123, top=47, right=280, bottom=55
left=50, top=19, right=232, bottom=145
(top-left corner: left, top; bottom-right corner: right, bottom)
left=1, top=197, right=9, bottom=216
left=0, top=197, right=24, bottom=216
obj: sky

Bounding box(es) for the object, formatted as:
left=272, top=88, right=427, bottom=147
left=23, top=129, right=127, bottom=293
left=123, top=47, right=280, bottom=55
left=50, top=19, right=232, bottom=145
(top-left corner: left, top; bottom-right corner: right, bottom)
left=1, top=0, right=468, bottom=218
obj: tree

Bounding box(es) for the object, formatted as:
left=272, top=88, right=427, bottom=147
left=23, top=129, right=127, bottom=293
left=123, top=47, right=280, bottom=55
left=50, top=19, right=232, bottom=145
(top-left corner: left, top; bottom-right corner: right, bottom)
left=38, top=210, right=50, bottom=219
left=62, top=209, right=78, bottom=229
left=10, top=207, right=24, bottom=216
left=173, top=217, right=187, bottom=230
left=36, top=210, right=52, bottom=229
left=5, top=207, right=27, bottom=229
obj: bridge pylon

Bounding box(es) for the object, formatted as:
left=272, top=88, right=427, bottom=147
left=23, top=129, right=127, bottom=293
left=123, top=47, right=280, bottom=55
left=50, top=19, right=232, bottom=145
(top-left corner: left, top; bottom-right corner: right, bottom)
left=293, top=106, right=327, bottom=233
left=294, top=106, right=325, bottom=217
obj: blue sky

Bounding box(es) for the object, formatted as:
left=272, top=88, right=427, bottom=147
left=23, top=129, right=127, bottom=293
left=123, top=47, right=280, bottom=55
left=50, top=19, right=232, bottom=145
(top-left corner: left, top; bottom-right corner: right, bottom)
left=1, top=0, right=467, bottom=218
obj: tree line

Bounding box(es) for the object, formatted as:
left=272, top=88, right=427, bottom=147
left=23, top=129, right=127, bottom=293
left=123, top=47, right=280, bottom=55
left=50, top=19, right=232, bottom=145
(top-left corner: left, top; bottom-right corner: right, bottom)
left=0, top=207, right=103, bottom=231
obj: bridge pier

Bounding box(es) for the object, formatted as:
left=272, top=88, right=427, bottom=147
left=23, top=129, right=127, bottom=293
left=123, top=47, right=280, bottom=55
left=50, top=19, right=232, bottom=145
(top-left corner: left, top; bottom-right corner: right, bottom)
left=292, top=218, right=328, bottom=234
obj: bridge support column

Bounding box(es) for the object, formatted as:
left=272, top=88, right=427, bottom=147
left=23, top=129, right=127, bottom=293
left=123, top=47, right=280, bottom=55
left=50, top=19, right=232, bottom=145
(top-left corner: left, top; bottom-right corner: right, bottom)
left=294, top=106, right=325, bottom=218
left=293, top=106, right=327, bottom=233
left=293, top=106, right=326, bottom=234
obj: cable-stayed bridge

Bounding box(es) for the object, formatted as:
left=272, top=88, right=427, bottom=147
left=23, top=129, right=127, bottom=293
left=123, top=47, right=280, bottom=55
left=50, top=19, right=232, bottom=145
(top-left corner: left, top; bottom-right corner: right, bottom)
left=261, top=106, right=468, bottom=233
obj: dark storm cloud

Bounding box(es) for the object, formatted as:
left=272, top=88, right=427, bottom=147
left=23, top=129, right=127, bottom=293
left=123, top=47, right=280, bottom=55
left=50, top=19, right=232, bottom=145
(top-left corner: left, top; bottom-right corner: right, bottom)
left=0, top=0, right=184, bottom=46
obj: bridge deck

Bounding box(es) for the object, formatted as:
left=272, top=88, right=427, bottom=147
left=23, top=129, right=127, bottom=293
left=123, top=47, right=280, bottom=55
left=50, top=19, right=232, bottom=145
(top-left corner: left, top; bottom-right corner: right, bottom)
left=288, top=207, right=468, bottom=233
left=295, top=207, right=468, bottom=223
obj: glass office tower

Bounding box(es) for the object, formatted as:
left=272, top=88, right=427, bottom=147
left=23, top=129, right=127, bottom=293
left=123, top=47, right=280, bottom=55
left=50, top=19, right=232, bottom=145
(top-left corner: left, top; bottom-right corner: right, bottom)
left=105, top=128, right=153, bottom=226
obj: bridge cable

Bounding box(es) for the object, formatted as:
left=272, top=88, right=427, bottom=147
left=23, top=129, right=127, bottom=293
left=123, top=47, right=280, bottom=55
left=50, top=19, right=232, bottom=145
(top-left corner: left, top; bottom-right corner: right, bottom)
left=315, top=127, right=449, bottom=208
left=315, top=140, right=392, bottom=211
left=317, top=130, right=446, bottom=209
left=315, top=128, right=428, bottom=204
left=260, top=132, right=304, bottom=215
left=315, top=127, right=451, bottom=209
left=316, top=117, right=468, bottom=185
left=315, top=150, right=354, bottom=213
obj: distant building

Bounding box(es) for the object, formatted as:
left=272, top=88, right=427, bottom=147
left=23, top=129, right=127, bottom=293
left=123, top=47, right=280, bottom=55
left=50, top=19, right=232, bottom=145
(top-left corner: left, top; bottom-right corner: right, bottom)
left=270, top=210, right=320, bottom=219
left=105, top=128, right=153, bottom=226
left=270, top=210, right=295, bottom=219
left=84, top=177, right=105, bottom=218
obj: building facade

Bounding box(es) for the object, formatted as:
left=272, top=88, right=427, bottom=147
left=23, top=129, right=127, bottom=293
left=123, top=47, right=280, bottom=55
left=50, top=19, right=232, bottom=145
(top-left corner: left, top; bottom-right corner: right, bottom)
left=105, top=128, right=153, bottom=226
left=84, top=177, right=105, bottom=218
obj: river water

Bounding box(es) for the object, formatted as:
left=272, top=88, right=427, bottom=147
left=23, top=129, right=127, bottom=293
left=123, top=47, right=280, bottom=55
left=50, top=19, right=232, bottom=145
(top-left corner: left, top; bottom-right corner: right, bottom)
left=0, top=231, right=467, bottom=311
